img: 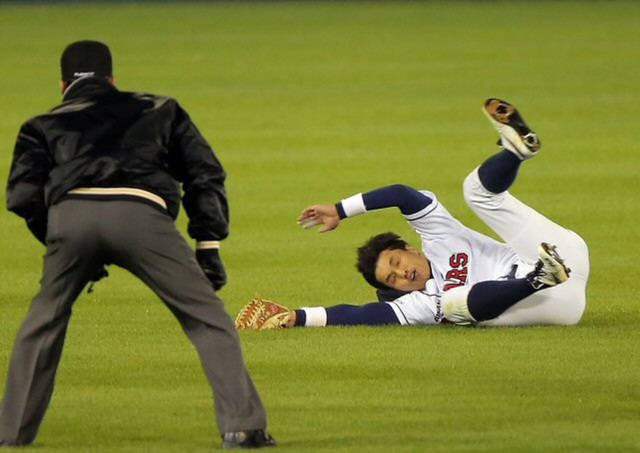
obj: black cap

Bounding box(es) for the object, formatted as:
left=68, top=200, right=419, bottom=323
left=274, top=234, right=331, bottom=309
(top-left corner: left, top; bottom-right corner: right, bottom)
left=60, top=40, right=112, bottom=81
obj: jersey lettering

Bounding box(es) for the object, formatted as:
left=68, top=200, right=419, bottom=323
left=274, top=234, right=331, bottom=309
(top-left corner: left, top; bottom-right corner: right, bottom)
left=449, top=253, right=468, bottom=268
left=443, top=252, right=470, bottom=291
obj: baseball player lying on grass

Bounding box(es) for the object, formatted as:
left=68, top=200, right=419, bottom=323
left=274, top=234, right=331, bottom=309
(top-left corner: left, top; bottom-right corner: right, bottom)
left=236, top=99, right=590, bottom=330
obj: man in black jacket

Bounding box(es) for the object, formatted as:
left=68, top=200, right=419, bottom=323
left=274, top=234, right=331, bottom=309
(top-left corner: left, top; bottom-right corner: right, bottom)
left=0, top=40, right=275, bottom=449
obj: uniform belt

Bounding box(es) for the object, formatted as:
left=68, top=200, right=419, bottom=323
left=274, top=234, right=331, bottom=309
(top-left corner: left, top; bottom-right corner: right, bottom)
left=66, top=187, right=167, bottom=210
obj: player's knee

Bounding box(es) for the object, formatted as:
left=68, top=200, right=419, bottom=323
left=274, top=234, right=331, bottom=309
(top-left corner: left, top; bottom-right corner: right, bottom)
left=556, top=290, right=586, bottom=326
left=569, top=232, right=591, bottom=279
left=442, top=286, right=476, bottom=325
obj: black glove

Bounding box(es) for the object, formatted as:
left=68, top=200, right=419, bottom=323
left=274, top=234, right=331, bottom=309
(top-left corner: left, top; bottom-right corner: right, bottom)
left=87, top=266, right=109, bottom=294
left=196, top=248, right=227, bottom=291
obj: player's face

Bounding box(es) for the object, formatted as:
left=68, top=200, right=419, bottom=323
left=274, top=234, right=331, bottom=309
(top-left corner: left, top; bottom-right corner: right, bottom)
left=374, top=246, right=431, bottom=292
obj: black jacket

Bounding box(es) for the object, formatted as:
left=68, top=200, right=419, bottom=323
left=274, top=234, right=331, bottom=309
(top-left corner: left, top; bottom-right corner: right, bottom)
left=6, top=77, right=228, bottom=244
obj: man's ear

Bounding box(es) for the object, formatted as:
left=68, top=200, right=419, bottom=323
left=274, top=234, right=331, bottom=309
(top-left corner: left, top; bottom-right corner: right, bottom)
left=60, top=80, right=68, bottom=94
left=405, top=244, right=421, bottom=255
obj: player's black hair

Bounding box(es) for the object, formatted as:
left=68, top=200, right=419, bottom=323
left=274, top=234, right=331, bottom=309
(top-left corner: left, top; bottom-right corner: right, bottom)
left=356, top=232, right=409, bottom=290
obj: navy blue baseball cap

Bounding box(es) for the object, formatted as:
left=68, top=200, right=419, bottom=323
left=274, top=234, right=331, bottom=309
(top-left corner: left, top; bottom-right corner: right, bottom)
left=60, top=40, right=112, bottom=81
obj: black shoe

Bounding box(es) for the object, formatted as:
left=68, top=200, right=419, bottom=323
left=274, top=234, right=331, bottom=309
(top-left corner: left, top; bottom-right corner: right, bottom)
left=221, top=430, right=277, bottom=449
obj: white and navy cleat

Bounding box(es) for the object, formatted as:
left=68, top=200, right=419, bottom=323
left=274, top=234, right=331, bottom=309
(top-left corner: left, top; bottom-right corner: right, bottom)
left=483, top=98, right=541, bottom=160
left=528, top=242, right=571, bottom=290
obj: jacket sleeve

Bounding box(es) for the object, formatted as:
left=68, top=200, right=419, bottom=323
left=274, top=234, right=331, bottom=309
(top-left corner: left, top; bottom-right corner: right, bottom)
left=6, top=120, right=52, bottom=244
left=169, top=102, right=229, bottom=242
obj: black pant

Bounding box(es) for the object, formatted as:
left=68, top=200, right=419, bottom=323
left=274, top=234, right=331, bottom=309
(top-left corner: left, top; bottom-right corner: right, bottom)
left=0, top=199, right=266, bottom=445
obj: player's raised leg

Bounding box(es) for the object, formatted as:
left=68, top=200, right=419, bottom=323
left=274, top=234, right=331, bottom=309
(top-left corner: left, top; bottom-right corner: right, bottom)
left=463, top=98, right=589, bottom=281
left=460, top=99, right=589, bottom=325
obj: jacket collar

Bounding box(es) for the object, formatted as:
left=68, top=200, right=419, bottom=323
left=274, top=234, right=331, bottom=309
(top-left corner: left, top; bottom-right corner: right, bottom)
left=62, top=76, right=117, bottom=101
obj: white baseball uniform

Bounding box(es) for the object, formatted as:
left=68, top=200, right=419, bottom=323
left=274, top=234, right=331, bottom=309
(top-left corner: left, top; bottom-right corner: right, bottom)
left=387, top=167, right=589, bottom=326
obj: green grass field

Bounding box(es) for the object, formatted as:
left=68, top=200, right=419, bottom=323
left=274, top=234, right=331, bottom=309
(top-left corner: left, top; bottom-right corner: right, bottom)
left=1, top=1, right=639, bottom=451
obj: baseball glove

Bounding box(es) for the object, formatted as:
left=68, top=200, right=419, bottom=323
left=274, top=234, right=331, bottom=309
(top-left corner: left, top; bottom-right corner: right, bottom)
left=235, top=298, right=293, bottom=330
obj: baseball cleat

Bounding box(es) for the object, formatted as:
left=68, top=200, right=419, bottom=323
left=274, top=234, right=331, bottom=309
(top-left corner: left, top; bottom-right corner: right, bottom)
left=483, top=98, right=541, bottom=160
left=527, top=242, right=571, bottom=290
left=221, top=429, right=277, bottom=449
left=235, top=298, right=293, bottom=330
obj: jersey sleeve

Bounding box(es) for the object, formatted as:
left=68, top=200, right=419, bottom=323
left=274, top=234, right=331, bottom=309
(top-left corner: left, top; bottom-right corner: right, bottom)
left=336, top=184, right=432, bottom=219
left=403, top=191, right=465, bottom=242
left=386, top=290, right=444, bottom=325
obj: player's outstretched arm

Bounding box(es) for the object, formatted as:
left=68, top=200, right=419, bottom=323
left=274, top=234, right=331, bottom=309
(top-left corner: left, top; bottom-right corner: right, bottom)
left=298, top=184, right=432, bottom=233
left=235, top=297, right=403, bottom=330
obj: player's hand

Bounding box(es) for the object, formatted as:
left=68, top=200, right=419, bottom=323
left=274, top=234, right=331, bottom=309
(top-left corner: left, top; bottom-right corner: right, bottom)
left=196, top=248, right=227, bottom=291
left=297, top=204, right=340, bottom=233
